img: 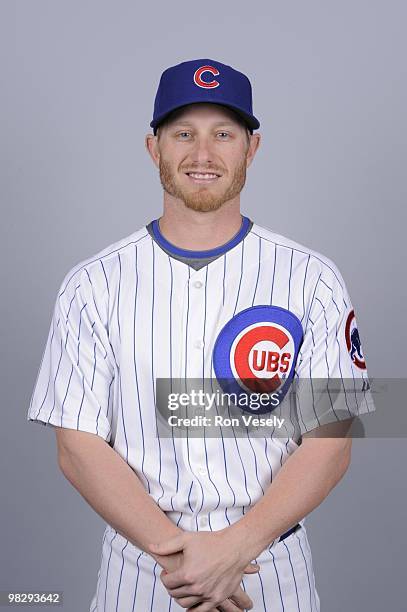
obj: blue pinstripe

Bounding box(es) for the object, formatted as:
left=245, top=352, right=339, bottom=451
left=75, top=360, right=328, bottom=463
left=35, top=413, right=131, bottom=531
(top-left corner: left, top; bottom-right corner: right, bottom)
left=133, top=245, right=150, bottom=493
left=47, top=335, right=63, bottom=423
left=117, top=253, right=122, bottom=341
left=115, top=540, right=129, bottom=611
left=100, top=260, right=110, bottom=298
left=103, top=531, right=117, bottom=611
left=131, top=552, right=144, bottom=612
left=268, top=549, right=285, bottom=611
left=61, top=365, right=73, bottom=426
left=282, top=539, right=301, bottom=611
left=210, top=354, right=235, bottom=526
left=222, top=253, right=226, bottom=306
left=118, top=364, right=129, bottom=463
left=270, top=243, right=277, bottom=304
left=201, top=266, right=222, bottom=529
left=287, top=249, right=294, bottom=310
left=252, top=235, right=261, bottom=306
left=151, top=242, right=165, bottom=505
left=314, top=296, right=337, bottom=418
left=255, top=558, right=268, bottom=612
left=90, top=529, right=108, bottom=612
left=149, top=562, right=159, bottom=611
left=167, top=256, right=182, bottom=518
left=233, top=241, right=245, bottom=316
left=301, top=255, right=311, bottom=323
left=295, top=533, right=313, bottom=611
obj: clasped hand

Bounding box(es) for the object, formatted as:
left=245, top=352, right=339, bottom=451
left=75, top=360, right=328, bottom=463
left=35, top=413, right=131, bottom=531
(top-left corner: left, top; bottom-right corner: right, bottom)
left=149, top=529, right=259, bottom=611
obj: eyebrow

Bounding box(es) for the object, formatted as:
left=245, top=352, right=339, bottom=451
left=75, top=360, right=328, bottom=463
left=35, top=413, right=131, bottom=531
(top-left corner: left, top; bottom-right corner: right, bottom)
left=169, top=121, right=240, bottom=128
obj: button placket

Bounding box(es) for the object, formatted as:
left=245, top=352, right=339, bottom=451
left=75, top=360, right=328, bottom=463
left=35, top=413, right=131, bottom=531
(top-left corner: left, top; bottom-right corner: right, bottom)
left=184, top=268, right=213, bottom=528
left=186, top=269, right=207, bottom=373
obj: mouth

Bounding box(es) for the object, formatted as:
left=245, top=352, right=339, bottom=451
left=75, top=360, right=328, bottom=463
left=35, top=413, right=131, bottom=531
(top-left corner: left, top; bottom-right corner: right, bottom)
left=184, top=171, right=222, bottom=184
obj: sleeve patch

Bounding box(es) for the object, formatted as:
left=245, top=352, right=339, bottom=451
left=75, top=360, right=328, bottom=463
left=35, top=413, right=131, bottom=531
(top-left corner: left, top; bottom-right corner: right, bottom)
left=345, top=309, right=366, bottom=370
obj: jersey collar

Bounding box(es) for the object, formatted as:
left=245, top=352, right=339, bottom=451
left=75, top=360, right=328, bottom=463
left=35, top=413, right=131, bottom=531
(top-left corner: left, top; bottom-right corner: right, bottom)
left=151, top=215, right=252, bottom=259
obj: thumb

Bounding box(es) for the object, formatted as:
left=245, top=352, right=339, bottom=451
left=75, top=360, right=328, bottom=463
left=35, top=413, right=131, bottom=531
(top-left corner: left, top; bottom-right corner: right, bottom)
left=243, top=562, right=260, bottom=574
left=148, top=534, right=185, bottom=556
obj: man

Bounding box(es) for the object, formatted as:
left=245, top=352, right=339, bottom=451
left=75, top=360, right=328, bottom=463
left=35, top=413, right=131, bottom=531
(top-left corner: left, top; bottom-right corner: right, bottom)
left=27, top=58, right=375, bottom=611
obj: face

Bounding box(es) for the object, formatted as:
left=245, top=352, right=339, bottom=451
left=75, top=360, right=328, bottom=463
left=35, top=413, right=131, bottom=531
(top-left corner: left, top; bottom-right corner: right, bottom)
left=146, top=104, right=261, bottom=212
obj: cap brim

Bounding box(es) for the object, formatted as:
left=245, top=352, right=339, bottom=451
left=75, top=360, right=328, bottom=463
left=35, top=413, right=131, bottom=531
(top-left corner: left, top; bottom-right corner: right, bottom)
left=150, top=100, right=260, bottom=132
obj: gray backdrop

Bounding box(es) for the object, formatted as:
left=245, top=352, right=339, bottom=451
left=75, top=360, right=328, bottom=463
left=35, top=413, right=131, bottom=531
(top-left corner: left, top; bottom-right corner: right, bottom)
left=1, top=0, right=406, bottom=610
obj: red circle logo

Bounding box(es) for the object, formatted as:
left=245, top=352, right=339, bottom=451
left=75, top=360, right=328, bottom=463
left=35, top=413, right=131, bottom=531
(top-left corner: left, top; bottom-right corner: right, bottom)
left=230, top=322, right=295, bottom=393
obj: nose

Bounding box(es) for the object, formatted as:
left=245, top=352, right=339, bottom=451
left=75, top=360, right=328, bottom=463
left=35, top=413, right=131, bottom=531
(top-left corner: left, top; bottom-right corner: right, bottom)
left=190, top=136, right=213, bottom=165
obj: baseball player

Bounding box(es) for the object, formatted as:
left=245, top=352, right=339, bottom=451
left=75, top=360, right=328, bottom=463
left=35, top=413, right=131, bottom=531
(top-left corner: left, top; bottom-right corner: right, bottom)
left=27, top=58, right=376, bottom=611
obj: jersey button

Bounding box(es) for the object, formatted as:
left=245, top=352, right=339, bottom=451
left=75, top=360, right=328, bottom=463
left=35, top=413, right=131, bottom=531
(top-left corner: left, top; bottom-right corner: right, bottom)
left=198, top=467, right=207, bottom=476
left=193, top=280, right=203, bottom=289
left=199, top=516, right=209, bottom=527
left=194, top=339, right=204, bottom=349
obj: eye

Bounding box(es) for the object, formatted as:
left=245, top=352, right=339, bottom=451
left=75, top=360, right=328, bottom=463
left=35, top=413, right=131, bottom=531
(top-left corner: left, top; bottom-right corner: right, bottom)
left=217, top=132, right=230, bottom=138
left=177, top=131, right=192, bottom=139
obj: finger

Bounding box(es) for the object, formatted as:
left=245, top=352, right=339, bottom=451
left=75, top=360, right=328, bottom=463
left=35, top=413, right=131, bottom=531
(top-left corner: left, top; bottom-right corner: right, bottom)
left=161, top=568, right=191, bottom=589
left=175, top=594, right=205, bottom=608
left=185, top=603, right=218, bottom=612
left=243, top=562, right=260, bottom=574
left=217, top=599, right=247, bottom=612
left=183, top=587, right=254, bottom=612
left=168, top=584, right=202, bottom=598
left=149, top=534, right=185, bottom=556
left=228, top=586, right=253, bottom=610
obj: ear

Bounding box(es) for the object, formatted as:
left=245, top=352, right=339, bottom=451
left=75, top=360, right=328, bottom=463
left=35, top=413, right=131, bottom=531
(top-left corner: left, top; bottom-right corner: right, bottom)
left=246, top=132, right=261, bottom=168
left=145, top=133, right=160, bottom=169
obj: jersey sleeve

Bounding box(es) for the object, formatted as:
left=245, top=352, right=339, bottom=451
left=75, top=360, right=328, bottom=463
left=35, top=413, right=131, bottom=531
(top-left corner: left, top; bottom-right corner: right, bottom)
left=27, top=266, right=116, bottom=442
left=293, top=260, right=376, bottom=435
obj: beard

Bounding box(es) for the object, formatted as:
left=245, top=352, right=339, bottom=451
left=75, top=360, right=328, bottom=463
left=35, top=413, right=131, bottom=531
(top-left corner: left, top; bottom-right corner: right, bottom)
left=158, top=156, right=248, bottom=212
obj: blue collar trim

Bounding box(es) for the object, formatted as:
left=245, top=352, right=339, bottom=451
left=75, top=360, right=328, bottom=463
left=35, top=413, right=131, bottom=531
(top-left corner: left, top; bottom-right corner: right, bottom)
left=151, top=215, right=251, bottom=259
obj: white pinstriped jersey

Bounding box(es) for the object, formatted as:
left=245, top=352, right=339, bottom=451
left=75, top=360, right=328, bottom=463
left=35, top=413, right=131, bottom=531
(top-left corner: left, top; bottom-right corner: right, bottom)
left=27, top=216, right=375, bottom=611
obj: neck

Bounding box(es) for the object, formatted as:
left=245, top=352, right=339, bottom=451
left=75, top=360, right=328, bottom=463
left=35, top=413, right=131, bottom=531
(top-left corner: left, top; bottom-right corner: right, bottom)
left=158, top=197, right=243, bottom=251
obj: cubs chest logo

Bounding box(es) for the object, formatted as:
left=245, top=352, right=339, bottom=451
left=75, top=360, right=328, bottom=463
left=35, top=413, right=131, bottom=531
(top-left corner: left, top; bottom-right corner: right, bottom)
left=345, top=309, right=366, bottom=370
left=213, top=305, right=303, bottom=413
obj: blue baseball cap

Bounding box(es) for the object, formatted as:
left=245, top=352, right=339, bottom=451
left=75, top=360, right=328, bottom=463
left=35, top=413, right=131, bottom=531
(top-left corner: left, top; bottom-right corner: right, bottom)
left=150, top=58, right=260, bottom=134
